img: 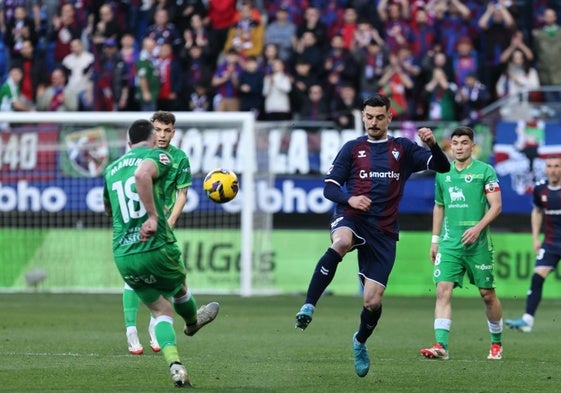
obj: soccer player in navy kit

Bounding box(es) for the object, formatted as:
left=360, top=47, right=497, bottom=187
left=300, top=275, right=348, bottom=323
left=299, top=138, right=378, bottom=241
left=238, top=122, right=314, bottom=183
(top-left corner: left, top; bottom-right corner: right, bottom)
left=294, top=93, right=450, bottom=377
left=506, top=155, right=561, bottom=332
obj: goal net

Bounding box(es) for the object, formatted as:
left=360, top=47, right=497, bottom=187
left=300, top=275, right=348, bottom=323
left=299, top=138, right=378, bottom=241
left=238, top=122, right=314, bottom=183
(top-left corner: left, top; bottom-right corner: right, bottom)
left=0, top=111, right=261, bottom=296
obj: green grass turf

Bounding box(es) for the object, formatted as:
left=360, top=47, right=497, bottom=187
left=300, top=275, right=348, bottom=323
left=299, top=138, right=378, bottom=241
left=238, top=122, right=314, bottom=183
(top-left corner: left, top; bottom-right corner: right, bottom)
left=0, top=294, right=559, bottom=393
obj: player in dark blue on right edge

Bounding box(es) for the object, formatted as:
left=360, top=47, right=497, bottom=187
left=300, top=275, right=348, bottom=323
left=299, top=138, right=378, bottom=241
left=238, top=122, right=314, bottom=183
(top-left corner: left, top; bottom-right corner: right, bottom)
left=294, top=93, right=450, bottom=377
left=506, top=155, right=561, bottom=332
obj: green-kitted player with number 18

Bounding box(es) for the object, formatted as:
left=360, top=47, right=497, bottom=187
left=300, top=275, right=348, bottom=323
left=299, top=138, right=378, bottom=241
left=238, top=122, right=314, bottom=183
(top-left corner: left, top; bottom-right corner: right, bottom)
left=103, top=119, right=218, bottom=388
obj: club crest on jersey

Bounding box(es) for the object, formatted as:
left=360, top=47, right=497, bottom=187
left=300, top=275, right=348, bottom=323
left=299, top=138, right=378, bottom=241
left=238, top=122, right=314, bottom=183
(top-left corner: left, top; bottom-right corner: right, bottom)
left=465, top=174, right=473, bottom=183
left=445, top=175, right=451, bottom=183
left=392, top=148, right=400, bottom=160
left=159, top=153, right=170, bottom=165
left=542, top=195, right=547, bottom=202
left=358, top=150, right=366, bottom=158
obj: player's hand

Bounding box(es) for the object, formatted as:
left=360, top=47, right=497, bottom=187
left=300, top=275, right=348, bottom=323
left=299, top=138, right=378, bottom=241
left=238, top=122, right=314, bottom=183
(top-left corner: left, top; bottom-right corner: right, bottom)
left=348, top=195, right=371, bottom=212
left=140, top=215, right=158, bottom=241
left=430, top=243, right=438, bottom=263
left=417, top=127, right=436, bottom=147
left=461, top=227, right=480, bottom=246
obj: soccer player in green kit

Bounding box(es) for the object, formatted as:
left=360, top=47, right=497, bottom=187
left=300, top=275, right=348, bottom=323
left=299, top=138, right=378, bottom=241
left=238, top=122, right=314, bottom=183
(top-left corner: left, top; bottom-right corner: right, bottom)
left=123, top=111, right=194, bottom=354
left=104, top=119, right=218, bottom=387
left=420, top=126, right=504, bottom=361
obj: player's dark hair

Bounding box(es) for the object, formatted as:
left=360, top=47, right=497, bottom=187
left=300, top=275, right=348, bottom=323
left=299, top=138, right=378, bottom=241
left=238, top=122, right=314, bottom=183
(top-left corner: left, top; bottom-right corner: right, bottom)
left=363, top=93, right=391, bottom=112
left=150, top=111, right=176, bottom=126
left=128, top=119, right=154, bottom=144
left=451, top=126, right=474, bottom=141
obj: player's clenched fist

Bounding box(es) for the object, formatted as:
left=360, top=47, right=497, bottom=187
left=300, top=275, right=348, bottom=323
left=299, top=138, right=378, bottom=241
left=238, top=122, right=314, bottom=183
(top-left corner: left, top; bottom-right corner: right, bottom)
left=417, top=127, right=437, bottom=147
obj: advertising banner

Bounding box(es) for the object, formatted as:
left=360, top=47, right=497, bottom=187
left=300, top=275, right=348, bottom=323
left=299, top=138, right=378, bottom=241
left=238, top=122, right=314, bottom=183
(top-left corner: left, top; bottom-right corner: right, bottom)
left=2, top=229, right=559, bottom=298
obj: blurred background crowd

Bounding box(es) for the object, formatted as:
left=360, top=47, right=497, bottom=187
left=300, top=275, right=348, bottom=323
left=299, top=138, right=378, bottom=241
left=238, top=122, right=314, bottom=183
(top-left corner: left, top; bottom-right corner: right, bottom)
left=0, top=0, right=559, bottom=128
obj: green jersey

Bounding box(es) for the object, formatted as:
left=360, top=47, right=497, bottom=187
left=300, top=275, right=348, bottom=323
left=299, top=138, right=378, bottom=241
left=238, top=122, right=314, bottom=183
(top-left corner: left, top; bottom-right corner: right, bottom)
left=135, top=56, right=160, bottom=101
left=163, top=144, right=192, bottom=217
left=435, top=159, right=500, bottom=251
left=103, top=146, right=176, bottom=257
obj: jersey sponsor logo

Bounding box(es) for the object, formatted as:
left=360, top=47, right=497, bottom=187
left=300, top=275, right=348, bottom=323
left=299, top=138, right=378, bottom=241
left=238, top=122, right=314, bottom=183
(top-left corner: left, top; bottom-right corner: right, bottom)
left=543, top=209, right=561, bottom=215
left=474, top=263, right=493, bottom=271
left=359, top=169, right=400, bottom=180
left=159, top=153, right=170, bottom=165
left=448, top=186, right=465, bottom=202
left=485, top=181, right=500, bottom=193
left=357, top=150, right=366, bottom=158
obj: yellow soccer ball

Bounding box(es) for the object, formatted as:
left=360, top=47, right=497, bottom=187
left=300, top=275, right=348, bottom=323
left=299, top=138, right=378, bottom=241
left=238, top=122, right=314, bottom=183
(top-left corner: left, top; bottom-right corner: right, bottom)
left=203, top=169, right=239, bottom=203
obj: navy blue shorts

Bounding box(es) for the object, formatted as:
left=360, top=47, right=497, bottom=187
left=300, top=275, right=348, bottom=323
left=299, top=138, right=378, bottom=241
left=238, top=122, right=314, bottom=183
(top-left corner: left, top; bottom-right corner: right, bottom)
left=536, top=243, right=561, bottom=269
left=330, top=215, right=396, bottom=288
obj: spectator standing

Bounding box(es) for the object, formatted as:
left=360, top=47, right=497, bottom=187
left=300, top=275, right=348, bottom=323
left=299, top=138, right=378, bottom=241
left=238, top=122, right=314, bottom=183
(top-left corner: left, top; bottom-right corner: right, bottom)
left=49, top=3, right=82, bottom=68
left=3, top=5, right=37, bottom=62
left=223, top=1, right=265, bottom=60
left=36, top=67, right=78, bottom=111
left=323, top=34, right=359, bottom=100
left=353, top=37, right=388, bottom=100
left=293, top=30, right=324, bottom=77
left=430, top=0, right=472, bottom=58
left=179, top=44, right=212, bottom=109
left=146, top=8, right=182, bottom=55
left=264, top=6, right=296, bottom=64
left=410, top=6, right=437, bottom=63
left=532, top=8, right=561, bottom=98
left=377, top=51, right=414, bottom=120
left=135, top=36, right=160, bottom=112
left=0, top=65, right=34, bottom=130
left=289, top=57, right=318, bottom=113
left=12, top=38, right=48, bottom=105
left=297, top=83, right=330, bottom=121
left=496, top=48, right=540, bottom=99
left=295, top=6, right=328, bottom=52
left=377, top=0, right=412, bottom=54
left=119, top=32, right=139, bottom=111
left=331, top=83, right=362, bottom=129
left=238, top=55, right=263, bottom=116
left=455, top=72, right=490, bottom=122
left=478, top=1, right=515, bottom=101
left=156, top=42, right=182, bottom=111
left=424, top=66, right=457, bottom=121
left=451, top=36, right=478, bottom=89
left=62, top=38, right=94, bottom=111
left=262, top=58, right=292, bottom=120
left=180, top=13, right=210, bottom=57
left=205, top=0, right=237, bottom=66
left=88, top=3, right=121, bottom=55
left=211, top=49, right=242, bottom=111
left=91, top=38, right=127, bottom=111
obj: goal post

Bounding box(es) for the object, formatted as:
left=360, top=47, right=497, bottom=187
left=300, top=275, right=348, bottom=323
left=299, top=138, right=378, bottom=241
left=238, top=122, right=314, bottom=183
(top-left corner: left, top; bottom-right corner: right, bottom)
left=0, top=111, right=258, bottom=296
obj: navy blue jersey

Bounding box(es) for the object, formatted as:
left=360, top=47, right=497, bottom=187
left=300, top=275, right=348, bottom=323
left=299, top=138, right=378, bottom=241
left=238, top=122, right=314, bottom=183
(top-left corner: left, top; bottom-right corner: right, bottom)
left=533, top=180, right=561, bottom=246
left=326, top=135, right=433, bottom=235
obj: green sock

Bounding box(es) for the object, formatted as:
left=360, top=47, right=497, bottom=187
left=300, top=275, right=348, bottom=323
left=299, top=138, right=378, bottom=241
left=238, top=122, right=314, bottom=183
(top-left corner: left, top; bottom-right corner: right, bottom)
left=435, top=328, right=450, bottom=349
left=155, top=317, right=180, bottom=365
left=173, top=293, right=198, bottom=325
left=123, top=288, right=140, bottom=328
left=491, top=332, right=502, bottom=344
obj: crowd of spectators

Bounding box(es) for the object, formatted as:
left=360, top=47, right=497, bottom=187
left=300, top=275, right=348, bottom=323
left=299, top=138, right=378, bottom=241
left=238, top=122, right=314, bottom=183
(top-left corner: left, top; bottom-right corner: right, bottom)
left=0, top=0, right=560, bottom=128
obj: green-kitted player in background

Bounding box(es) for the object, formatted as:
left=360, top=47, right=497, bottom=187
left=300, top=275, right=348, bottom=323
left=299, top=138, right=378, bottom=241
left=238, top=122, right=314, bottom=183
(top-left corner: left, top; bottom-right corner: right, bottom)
left=122, top=111, right=192, bottom=355
left=104, top=119, right=218, bottom=387
left=420, top=126, right=504, bottom=361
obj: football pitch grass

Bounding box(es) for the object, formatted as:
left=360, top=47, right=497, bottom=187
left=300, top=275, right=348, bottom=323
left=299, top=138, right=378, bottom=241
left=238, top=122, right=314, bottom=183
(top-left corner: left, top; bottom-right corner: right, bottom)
left=1, top=294, right=559, bottom=393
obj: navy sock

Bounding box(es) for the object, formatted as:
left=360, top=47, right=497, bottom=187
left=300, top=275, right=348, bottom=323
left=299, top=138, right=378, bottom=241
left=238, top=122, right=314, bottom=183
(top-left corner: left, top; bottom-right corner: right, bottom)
left=304, top=248, right=342, bottom=305
left=356, top=305, right=382, bottom=343
left=525, top=273, right=545, bottom=316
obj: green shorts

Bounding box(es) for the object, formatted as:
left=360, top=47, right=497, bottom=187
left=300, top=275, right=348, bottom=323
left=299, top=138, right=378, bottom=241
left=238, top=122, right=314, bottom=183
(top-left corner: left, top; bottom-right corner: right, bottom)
left=433, top=246, right=496, bottom=289
left=114, top=243, right=186, bottom=304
